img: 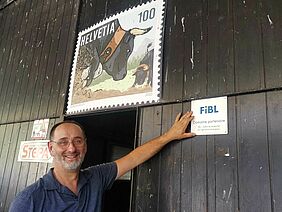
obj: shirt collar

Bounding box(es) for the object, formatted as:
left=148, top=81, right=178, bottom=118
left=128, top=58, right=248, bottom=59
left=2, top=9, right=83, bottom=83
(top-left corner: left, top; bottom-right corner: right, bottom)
left=42, top=168, right=91, bottom=192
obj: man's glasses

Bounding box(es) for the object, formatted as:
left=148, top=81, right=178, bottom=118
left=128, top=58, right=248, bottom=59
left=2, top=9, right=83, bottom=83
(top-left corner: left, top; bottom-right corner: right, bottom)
left=51, top=138, right=86, bottom=149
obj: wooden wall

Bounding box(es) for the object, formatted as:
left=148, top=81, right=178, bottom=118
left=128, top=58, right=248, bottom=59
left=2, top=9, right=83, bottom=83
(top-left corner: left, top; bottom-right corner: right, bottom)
left=134, top=90, right=282, bottom=211
left=0, top=0, right=79, bottom=124
left=0, top=0, right=282, bottom=211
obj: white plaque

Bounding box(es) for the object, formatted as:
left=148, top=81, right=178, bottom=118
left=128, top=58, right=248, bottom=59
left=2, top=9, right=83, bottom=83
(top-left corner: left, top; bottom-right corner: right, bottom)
left=18, top=140, right=53, bottom=163
left=191, top=96, right=228, bottom=135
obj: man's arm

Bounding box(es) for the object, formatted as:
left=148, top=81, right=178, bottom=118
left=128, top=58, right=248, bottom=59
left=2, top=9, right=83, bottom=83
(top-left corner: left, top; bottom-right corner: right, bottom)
left=115, top=111, right=195, bottom=179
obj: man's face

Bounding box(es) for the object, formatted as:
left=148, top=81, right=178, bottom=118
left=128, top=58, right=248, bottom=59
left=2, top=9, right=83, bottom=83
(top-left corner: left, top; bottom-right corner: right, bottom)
left=48, top=123, right=87, bottom=171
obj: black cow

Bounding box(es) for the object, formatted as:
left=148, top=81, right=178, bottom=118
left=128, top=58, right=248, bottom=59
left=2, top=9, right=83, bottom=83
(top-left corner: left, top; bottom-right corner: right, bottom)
left=81, top=19, right=152, bottom=87
left=132, top=46, right=154, bottom=87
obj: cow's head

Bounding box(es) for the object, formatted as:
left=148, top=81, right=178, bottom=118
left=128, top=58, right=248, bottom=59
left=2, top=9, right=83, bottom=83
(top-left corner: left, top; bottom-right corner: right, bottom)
left=101, top=27, right=152, bottom=81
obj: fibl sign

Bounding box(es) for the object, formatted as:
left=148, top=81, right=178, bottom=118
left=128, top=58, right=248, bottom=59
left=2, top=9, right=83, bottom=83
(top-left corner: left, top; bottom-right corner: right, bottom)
left=191, top=96, right=228, bottom=135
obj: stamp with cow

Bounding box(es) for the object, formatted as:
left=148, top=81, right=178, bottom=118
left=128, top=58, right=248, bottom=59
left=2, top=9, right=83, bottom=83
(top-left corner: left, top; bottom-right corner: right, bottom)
left=67, top=0, right=165, bottom=114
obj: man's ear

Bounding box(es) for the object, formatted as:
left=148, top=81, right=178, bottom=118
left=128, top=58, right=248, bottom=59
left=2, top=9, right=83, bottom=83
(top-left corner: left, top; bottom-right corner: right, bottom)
left=48, top=141, right=54, bottom=156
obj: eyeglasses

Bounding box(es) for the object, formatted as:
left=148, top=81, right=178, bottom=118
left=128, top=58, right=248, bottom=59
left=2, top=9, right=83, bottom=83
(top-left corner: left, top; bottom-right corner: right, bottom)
left=51, top=138, right=86, bottom=149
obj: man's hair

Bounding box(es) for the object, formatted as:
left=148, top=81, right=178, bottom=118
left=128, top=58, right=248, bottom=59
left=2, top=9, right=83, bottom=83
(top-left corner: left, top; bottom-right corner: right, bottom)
left=49, top=120, right=86, bottom=140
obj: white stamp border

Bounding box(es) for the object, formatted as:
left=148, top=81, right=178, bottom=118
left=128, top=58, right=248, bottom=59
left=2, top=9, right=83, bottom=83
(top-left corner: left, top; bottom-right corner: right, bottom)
left=67, top=0, right=165, bottom=114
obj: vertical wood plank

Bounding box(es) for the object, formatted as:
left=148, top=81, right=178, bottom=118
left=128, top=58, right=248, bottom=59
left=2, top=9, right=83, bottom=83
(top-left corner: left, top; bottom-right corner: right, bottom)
left=159, top=0, right=185, bottom=101
left=0, top=124, right=13, bottom=190
left=260, top=0, right=282, bottom=89
left=14, top=0, right=48, bottom=121
left=47, top=0, right=75, bottom=117
left=3, top=122, right=29, bottom=211
left=0, top=124, right=15, bottom=212
left=0, top=123, right=20, bottom=211
left=0, top=4, right=13, bottom=93
left=27, top=0, right=55, bottom=120
left=15, top=121, right=34, bottom=193
left=233, top=0, right=265, bottom=91
left=134, top=106, right=162, bottom=212
left=191, top=132, right=207, bottom=211
left=236, top=93, right=271, bottom=211
left=183, top=0, right=208, bottom=100
left=159, top=103, right=182, bottom=212
left=207, top=0, right=235, bottom=96
left=213, top=97, right=238, bottom=212
left=56, top=0, right=80, bottom=116
left=0, top=2, right=21, bottom=122
left=181, top=102, right=194, bottom=212
left=37, top=1, right=67, bottom=119
left=5, top=0, right=37, bottom=123
left=267, top=90, right=282, bottom=211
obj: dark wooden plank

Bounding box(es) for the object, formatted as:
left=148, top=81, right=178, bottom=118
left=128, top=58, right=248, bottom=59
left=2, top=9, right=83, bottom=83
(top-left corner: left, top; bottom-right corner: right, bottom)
left=14, top=0, right=49, bottom=122
left=15, top=121, right=33, bottom=194
left=3, top=121, right=29, bottom=211
left=161, top=0, right=185, bottom=101
left=233, top=0, right=264, bottom=92
left=0, top=8, right=7, bottom=45
left=0, top=0, right=15, bottom=9
left=181, top=102, right=194, bottom=211
left=56, top=0, right=80, bottom=116
left=78, top=0, right=98, bottom=31
left=5, top=0, right=35, bottom=123
left=260, top=0, right=282, bottom=89
left=236, top=93, right=271, bottom=211
left=47, top=0, right=77, bottom=117
left=0, top=124, right=14, bottom=194
left=159, top=103, right=182, bottom=212
left=267, top=90, right=282, bottom=211
left=133, top=106, right=162, bottom=211
left=182, top=0, right=208, bottom=100
left=26, top=0, right=55, bottom=120
left=38, top=1, right=65, bottom=118
left=0, top=123, right=20, bottom=211
left=37, top=1, right=67, bottom=119
left=191, top=129, right=207, bottom=211
left=0, top=3, right=21, bottom=123
left=0, top=125, right=7, bottom=164
left=207, top=0, right=235, bottom=96
left=213, top=97, right=238, bottom=211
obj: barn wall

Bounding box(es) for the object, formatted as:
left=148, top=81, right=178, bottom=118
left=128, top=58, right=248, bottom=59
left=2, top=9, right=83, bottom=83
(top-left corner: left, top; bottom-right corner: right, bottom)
left=0, top=0, right=79, bottom=124
left=133, top=90, right=282, bottom=211
left=0, top=0, right=282, bottom=211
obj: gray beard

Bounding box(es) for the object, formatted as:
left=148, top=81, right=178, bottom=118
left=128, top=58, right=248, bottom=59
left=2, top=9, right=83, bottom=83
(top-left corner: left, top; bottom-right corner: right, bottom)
left=61, top=158, right=83, bottom=170
left=53, top=154, right=85, bottom=170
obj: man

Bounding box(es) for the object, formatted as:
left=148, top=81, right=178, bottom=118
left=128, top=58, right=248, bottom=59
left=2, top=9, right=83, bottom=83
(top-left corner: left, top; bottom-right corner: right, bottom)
left=9, top=111, right=195, bottom=212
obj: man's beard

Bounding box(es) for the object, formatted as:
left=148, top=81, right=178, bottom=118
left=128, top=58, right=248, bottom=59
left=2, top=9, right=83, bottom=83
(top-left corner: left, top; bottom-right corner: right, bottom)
left=53, top=153, right=85, bottom=170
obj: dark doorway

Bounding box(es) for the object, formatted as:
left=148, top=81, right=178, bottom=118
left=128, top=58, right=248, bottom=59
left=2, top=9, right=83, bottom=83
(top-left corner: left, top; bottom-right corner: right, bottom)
left=66, top=109, right=136, bottom=212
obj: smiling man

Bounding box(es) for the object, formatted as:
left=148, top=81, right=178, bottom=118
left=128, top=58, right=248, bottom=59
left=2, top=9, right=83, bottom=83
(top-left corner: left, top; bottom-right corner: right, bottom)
left=9, top=111, right=195, bottom=212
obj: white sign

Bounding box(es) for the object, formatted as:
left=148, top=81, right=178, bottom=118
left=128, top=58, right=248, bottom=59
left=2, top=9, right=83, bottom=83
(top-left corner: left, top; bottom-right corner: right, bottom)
left=18, top=140, right=53, bottom=163
left=31, top=119, right=49, bottom=139
left=191, top=96, right=228, bottom=135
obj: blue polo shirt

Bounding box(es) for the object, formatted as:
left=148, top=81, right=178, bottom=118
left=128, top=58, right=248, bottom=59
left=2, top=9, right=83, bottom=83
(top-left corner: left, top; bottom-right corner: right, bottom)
left=9, top=162, right=117, bottom=212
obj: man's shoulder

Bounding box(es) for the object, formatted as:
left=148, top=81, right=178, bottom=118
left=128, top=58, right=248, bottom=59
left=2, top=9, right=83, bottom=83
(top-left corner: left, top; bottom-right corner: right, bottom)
left=15, top=178, right=44, bottom=200
left=9, top=178, right=45, bottom=211
left=83, top=162, right=117, bottom=174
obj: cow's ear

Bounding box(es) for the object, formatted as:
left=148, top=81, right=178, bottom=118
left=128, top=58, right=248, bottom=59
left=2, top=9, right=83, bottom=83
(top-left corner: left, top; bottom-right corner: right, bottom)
left=130, top=26, right=152, bottom=36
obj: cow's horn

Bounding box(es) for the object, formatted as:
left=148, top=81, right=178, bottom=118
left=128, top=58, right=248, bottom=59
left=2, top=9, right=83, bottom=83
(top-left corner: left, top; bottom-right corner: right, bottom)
left=130, top=26, right=152, bottom=36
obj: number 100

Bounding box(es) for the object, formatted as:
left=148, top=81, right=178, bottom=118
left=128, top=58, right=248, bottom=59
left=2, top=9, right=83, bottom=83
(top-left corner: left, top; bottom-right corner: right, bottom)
left=138, top=8, right=156, bottom=23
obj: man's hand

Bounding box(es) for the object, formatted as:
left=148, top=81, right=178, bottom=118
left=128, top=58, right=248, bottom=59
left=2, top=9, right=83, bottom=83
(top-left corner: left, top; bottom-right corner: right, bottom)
left=163, top=111, right=196, bottom=141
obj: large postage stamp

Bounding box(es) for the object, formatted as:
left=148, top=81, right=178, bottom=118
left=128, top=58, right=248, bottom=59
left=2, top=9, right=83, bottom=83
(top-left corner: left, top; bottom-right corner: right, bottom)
left=67, top=0, right=165, bottom=114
